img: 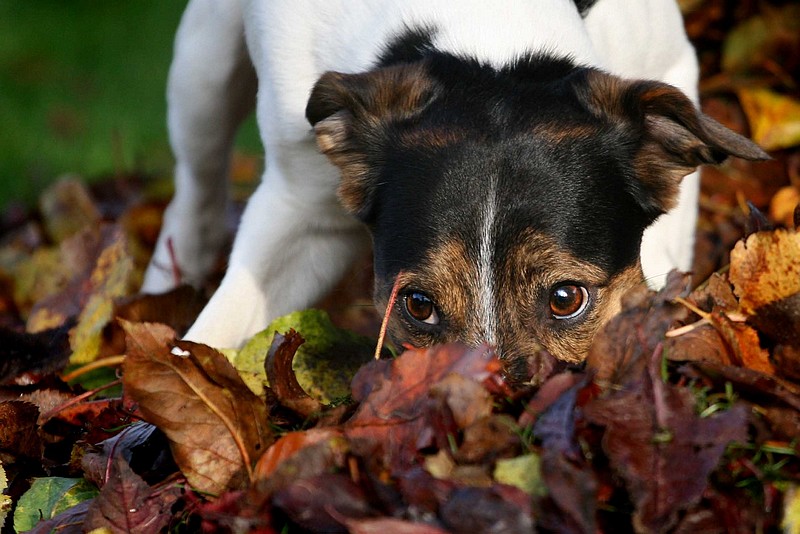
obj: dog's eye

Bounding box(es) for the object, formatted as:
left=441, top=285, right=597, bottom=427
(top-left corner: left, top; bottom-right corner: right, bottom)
left=549, top=284, right=589, bottom=320
left=404, top=291, right=439, bottom=325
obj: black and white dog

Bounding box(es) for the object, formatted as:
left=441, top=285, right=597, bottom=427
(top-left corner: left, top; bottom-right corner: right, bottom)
left=142, top=0, right=767, bottom=369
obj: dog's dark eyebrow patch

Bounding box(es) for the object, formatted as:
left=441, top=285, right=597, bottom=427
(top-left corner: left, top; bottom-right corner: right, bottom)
left=572, top=0, right=600, bottom=17
left=378, top=25, right=437, bottom=67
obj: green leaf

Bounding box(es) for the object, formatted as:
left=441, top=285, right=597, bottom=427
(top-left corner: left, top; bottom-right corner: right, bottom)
left=234, top=309, right=376, bottom=403
left=14, top=477, right=98, bottom=532
left=494, top=453, right=547, bottom=497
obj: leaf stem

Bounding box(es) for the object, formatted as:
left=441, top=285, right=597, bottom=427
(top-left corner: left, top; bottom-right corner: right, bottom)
left=61, top=355, right=126, bottom=382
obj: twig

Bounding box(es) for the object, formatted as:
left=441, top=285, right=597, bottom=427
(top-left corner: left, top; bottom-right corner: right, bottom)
left=40, top=378, right=123, bottom=422
left=61, top=355, right=126, bottom=383
left=374, top=274, right=403, bottom=360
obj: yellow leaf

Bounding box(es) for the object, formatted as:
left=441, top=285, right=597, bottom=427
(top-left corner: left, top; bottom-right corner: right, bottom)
left=737, top=88, right=800, bottom=151
left=39, top=176, right=101, bottom=244
left=769, top=186, right=800, bottom=228
left=729, top=229, right=800, bottom=315
left=784, top=485, right=800, bottom=534
left=69, top=232, right=136, bottom=365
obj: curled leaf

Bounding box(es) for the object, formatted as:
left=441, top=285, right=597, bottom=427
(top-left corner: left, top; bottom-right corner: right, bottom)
left=265, top=329, right=323, bottom=418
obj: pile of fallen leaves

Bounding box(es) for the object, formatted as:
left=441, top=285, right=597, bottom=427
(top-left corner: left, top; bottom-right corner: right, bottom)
left=0, top=1, right=798, bottom=532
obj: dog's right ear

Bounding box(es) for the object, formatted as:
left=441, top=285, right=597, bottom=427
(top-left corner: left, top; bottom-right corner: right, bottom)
left=306, top=63, right=437, bottom=221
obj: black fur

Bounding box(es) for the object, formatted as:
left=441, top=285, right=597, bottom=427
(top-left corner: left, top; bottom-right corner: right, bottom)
left=573, top=0, right=600, bottom=17
left=362, top=48, right=653, bottom=281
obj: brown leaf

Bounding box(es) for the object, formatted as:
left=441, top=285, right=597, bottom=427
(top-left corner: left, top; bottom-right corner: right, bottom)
left=346, top=517, right=450, bottom=534
left=772, top=343, right=800, bottom=383
left=455, top=415, right=519, bottom=464
left=272, top=473, right=372, bottom=531
left=429, top=373, right=493, bottom=430
left=84, top=455, right=182, bottom=533
left=729, top=229, right=800, bottom=315
left=254, top=435, right=350, bottom=497
left=665, top=324, right=733, bottom=366
left=345, top=344, right=502, bottom=471
left=710, top=311, right=774, bottom=374
left=121, top=321, right=273, bottom=496
left=691, top=272, right=739, bottom=313
left=265, top=329, right=324, bottom=418
left=254, top=428, right=342, bottom=481
left=584, top=351, right=749, bottom=533
left=114, top=285, right=206, bottom=337
left=587, top=271, right=691, bottom=387
left=0, top=400, right=42, bottom=460
left=0, top=322, right=72, bottom=383
left=38, top=177, right=101, bottom=244
left=537, top=450, right=598, bottom=534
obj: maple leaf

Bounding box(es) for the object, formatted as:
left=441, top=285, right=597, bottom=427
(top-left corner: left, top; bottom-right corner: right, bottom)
left=121, top=321, right=273, bottom=496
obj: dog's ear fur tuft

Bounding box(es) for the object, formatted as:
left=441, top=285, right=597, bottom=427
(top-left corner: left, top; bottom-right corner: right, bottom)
left=578, top=71, right=770, bottom=215
left=306, top=63, right=437, bottom=220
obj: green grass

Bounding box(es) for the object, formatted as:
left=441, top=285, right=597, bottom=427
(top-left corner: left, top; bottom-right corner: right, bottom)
left=0, top=0, right=260, bottom=210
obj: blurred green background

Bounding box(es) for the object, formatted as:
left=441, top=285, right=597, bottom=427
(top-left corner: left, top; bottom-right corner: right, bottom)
left=0, top=0, right=259, bottom=211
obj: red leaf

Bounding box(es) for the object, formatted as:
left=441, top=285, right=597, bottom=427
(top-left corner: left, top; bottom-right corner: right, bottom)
left=265, top=329, right=324, bottom=418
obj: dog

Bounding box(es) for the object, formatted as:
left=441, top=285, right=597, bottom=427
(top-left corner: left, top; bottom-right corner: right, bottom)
left=142, top=0, right=768, bottom=374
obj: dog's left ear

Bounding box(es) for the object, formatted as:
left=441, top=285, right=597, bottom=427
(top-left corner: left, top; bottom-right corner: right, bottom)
left=305, top=62, right=438, bottom=221
left=578, top=71, right=770, bottom=215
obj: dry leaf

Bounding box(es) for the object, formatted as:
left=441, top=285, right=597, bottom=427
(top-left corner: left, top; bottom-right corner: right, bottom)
left=38, top=177, right=101, bottom=244
left=254, top=428, right=341, bottom=481
left=345, top=343, right=502, bottom=471
left=264, top=329, right=324, bottom=418
left=121, top=321, right=273, bottom=496
left=729, top=229, right=800, bottom=315
left=770, top=185, right=800, bottom=228
left=84, top=456, right=181, bottom=533
left=584, top=354, right=749, bottom=533
left=737, top=88, right=800, bottom=151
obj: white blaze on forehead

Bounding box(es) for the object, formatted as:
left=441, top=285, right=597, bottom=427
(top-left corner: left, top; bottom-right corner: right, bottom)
left=478, top=182, right=498, bottom=345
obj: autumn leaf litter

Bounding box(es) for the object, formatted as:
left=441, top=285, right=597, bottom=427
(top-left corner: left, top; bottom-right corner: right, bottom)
left=1, top=2, right=800, bottom=532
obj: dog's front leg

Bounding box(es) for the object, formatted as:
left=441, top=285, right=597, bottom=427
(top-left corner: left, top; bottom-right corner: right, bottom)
left=181, top=166, right=370, bottom=349
left=142, top=0, right=256, bottom=294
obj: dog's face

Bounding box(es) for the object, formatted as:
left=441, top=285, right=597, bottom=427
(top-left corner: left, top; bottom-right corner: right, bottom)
left=306, top=54, right=767, bottom=377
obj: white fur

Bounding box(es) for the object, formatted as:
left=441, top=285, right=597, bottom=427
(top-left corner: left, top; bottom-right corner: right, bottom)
left=142, top=0, right=699, bottom=348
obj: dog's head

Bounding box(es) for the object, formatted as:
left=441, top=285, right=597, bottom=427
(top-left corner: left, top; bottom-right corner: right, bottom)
left=306, top=54, right=767, bottom=376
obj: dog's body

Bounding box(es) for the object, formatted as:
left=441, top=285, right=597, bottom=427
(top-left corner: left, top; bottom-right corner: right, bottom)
left=143, top=0, right=766, bottom=371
